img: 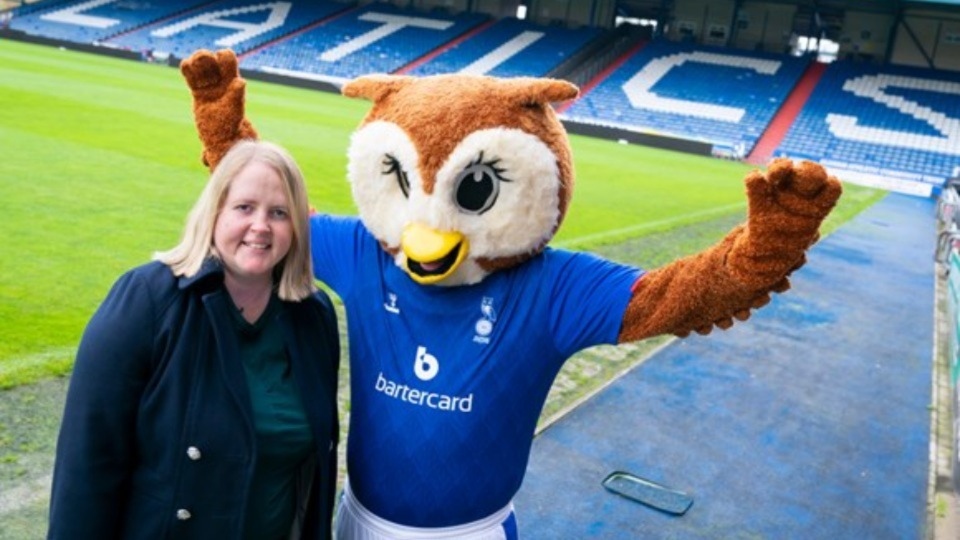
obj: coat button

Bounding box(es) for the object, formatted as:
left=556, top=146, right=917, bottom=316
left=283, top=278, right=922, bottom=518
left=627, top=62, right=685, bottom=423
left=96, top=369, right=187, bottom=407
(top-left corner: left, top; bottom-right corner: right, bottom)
left=176, top=508, right=192, bottom=521
left=186, top=446, right=201, bottom=460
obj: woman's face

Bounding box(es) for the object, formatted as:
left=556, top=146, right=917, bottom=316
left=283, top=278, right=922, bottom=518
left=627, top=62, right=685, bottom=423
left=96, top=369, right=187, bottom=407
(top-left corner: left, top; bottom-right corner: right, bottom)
left=213, top=160, right=293, bottom=287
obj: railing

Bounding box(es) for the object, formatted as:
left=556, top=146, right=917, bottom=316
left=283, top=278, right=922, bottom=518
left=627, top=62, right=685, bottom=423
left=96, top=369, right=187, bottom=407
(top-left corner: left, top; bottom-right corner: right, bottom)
left=937, top=176, right=960, bottom=494
left=936, top=179, right=960, bottom=265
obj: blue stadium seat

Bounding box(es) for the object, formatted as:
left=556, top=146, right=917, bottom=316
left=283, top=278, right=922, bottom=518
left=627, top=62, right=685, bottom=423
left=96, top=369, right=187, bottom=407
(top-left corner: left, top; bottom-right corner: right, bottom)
left=239, top=3, right=489, bottom=84
left=103, top=0, right=351, bottom=58
left=562, top=40, right=810, bottom=155
left=8, top=0, right=208, bottom=46
left=775, top=61, right=960, bottom=185
left=405, top=17, right=602, bottom=78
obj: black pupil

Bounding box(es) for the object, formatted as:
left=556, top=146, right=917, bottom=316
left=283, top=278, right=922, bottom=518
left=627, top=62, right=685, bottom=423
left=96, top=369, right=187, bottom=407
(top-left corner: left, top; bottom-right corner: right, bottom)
left=457, top=170, right=494, bottom=212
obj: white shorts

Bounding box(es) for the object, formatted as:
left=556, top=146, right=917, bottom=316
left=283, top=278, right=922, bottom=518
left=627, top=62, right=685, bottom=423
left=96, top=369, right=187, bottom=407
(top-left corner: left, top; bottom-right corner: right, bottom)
left=334, top=479, right=517, bottom=540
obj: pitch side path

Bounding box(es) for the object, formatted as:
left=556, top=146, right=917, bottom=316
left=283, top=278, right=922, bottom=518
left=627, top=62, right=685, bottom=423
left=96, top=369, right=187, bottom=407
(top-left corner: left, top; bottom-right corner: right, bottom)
left=516, top=192, right=937, bottom=538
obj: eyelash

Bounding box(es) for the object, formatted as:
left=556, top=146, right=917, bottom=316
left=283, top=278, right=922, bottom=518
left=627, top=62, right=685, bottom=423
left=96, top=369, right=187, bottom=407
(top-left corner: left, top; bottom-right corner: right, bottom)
left=469, top=152, right=511, bottom=182
left=382, top=154, right=410, bottom=198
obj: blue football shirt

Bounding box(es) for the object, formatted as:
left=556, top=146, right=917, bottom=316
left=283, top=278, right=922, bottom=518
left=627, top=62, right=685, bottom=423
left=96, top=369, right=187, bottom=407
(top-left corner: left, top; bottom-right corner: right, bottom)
left=310, top=214, right=643, bottom=527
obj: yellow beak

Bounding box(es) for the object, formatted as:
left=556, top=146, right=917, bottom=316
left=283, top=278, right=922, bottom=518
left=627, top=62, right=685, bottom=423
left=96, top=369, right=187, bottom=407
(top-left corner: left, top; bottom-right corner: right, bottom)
left=400, top=223, right=469, bottom=284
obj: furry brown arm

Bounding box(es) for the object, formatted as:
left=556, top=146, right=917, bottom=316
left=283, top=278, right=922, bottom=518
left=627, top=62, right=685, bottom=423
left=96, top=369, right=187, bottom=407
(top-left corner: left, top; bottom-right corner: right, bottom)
left=180, top=49, right=258, bottom=171
left=618, top=158, right=842, bottom=342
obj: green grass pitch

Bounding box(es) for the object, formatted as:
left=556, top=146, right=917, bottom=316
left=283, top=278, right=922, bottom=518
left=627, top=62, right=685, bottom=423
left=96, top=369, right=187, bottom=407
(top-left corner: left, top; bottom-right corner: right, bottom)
left=0, top=39, right=884, bottom=388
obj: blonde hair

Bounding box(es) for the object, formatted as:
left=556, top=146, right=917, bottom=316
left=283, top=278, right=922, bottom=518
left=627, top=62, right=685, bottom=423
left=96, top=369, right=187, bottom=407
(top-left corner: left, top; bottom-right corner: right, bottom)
left=155, top=140, right=316, bottom=301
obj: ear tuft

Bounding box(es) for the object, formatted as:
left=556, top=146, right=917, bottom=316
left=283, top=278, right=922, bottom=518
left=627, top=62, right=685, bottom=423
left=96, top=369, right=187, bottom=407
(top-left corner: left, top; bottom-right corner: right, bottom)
left=509, top=78, right=579, bottom=106
left=342, top=74, right=416, bottom=102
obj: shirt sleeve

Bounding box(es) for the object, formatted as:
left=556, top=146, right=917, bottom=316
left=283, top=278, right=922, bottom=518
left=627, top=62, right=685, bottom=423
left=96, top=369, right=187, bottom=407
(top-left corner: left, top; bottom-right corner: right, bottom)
left=309, top=214, right=369, bottom=299
left=544, top=249, right=644, bottom=357
left=48, top=268, right=156, bottom=539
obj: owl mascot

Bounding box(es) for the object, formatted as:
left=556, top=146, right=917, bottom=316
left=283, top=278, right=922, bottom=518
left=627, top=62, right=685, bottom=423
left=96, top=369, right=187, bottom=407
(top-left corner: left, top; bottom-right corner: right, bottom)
left=181, top=49, right=841, bottom=539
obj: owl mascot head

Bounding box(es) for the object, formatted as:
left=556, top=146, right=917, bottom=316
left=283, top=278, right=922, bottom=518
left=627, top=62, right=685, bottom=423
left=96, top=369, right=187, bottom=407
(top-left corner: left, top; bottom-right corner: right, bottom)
left=182, top=49, right=840, bottom=536
left=342, top=73, right=578, bottom=287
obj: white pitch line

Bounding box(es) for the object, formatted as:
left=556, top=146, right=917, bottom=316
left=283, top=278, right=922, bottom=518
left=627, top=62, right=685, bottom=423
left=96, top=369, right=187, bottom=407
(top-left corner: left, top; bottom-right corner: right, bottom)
left=554, top=202, right=745, bottom=249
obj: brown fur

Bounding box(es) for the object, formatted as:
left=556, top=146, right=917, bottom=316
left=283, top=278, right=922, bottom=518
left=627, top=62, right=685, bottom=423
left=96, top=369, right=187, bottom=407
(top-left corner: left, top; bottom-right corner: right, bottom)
left=180, top=49, right=842, bottom=343
left=619, top=159, right=841, bottom=340
left=342, top=73, right=578, bottom=245
left=179, top=49, right=258, bottom=169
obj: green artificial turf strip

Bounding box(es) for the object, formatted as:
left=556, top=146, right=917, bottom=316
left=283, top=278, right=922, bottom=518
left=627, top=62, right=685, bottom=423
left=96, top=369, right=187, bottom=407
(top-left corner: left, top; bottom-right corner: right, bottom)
left=0, top=39, right=883, bottom=388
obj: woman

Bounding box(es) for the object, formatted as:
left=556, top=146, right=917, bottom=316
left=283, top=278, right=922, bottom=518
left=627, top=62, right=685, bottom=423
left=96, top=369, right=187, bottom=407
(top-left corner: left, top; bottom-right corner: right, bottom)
left=48, top=140, right=340, bottom=540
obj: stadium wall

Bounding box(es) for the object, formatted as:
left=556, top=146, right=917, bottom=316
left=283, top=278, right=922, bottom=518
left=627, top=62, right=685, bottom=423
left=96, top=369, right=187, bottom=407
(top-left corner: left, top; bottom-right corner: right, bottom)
left=240, top=64, right=342, bottom=94
left=561, top=120, right=714, bottom=156
left=0, top=27, right=141, bottom=61
left=525, top=0, right=617, bottom=28
left=648, top=0, right=960, bottom=72
left=837, top=10, right=894, bottom=63
left=360, top=0, right=523, bottom=18
left=892, top=8, right=960, bottom=71
left=729, top=2, right=798, bottom=53
left=471, top=0, right=523, bottom=19
left=830, top=6, right=960, bottom=70
left=670, top=0, right=798, bottom=54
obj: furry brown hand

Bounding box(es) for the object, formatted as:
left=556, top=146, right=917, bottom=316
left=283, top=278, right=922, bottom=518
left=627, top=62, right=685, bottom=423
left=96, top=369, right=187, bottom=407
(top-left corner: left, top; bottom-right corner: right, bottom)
left=180, top=49, right=258, bottom=170
left=618, top=158, right=842, bottom=342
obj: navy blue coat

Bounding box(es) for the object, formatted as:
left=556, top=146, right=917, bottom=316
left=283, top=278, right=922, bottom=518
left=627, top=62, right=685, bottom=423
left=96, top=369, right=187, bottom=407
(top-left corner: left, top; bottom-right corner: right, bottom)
left=48, top=259, right=340, bottom=540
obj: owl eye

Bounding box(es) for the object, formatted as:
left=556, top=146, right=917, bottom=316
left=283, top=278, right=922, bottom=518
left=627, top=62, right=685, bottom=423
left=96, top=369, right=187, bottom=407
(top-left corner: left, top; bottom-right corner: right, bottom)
left=454, top=153, right=510, bottom=215
left=382, top=154, right=410, bottom=198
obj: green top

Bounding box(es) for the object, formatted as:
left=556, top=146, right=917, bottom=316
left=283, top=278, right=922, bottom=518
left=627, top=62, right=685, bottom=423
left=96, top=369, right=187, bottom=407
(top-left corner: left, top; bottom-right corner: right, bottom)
left=231, top=295, right=315, bottom=540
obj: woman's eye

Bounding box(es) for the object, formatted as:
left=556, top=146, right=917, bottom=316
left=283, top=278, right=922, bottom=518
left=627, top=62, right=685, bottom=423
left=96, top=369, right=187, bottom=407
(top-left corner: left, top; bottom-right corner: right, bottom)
left=454, top=155, right=509, bottom=215
left=271, top=208, right=289, bottom=219
left=382, top=155, right=410, bottom=198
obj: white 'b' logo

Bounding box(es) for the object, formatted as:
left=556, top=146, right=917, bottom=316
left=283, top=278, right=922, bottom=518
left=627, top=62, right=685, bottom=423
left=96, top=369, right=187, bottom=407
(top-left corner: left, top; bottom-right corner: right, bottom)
left=414, top=346, right=439, bottom=381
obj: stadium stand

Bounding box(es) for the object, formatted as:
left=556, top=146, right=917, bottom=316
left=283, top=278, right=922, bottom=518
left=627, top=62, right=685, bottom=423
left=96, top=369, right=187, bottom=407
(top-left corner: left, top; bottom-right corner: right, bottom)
left=746, top=61, right=827, bottom=165
left=561, top=39, right=811, bottom=159
left=103, top=0, right=352, bottom=59
left=6, top=0, right=208, bottom=46
left=553, top=23, right=652, bottom=87
left=774, top=60, right=960, bottom=195
left=3, top=0, right=958, bottom=197
left=402, top=16, right=604, bottom=78
left=238, top=2, right=489, bottom=85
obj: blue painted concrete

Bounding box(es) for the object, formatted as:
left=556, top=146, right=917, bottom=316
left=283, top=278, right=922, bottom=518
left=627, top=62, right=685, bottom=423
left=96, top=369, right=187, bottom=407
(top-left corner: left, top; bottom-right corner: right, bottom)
left=517, top=193, right=937, bottom=539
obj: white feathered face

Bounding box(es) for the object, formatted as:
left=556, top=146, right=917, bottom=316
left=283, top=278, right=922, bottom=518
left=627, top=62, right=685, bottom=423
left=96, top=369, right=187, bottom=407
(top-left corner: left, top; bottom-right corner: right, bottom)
left=348, top=121, right=563, bottom=286
left=341, top=73, right=579, bottom=286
